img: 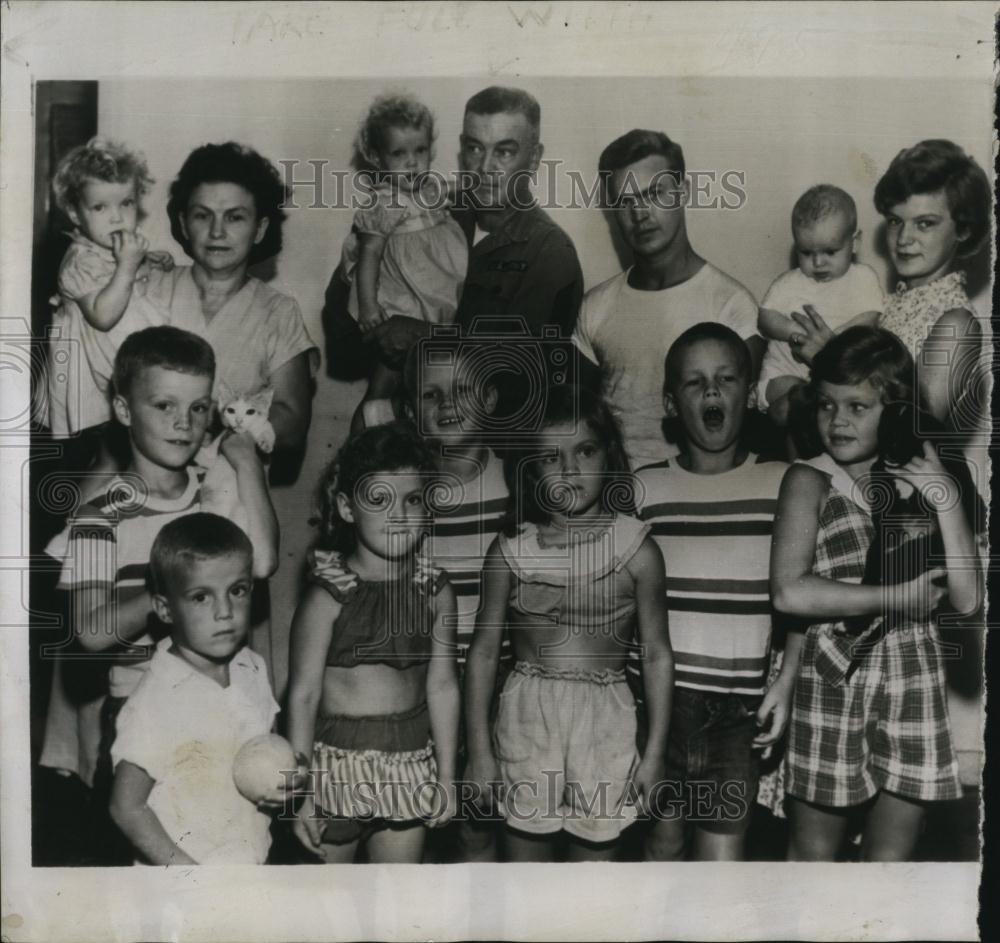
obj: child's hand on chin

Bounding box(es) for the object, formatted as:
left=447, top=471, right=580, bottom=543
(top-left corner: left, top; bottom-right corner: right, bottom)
left=111, top=230, right=150, bottom=272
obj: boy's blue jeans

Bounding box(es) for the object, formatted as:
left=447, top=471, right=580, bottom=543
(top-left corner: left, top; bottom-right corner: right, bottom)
left=642, top=687, right=762, bottom=835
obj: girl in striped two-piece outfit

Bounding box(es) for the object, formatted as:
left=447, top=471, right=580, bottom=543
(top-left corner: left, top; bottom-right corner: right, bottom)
left=770, top=326, right=980, bottom=861
left=286, top=423, right=459, bottom=864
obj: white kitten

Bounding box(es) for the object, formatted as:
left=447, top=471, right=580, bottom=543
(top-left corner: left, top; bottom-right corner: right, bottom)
left=218, top=387, right=276, bottom=453
left=196, top=386, right=275, bottom=534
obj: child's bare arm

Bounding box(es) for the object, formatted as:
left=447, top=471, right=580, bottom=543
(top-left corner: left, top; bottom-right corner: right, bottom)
left=286, top=585, right=338, bottom=854
left=426, top=582, right=460, bottom=825
left=427, top=582, right=460, bottom=779
left=220, top=431, right=279, bottom=577
left=464, top=541, right=511, bottom=794
left=771, top=465, right=878, bottom=617
left=74, top=585, right=154, bottom=652
left=110, top=760, right=196, bottom=865
left=840, top=309, right=881, bottom=331
left=758, top=307, right=799, bottom=342
left=356, top=232, right=389, bottom=331
left=771, top=465, right=945, bottom=619
left=753, top=627, right=805, bottom=757
left=629, top=538, right=673, bottom=807
left=78, top=231, right=149, bottom=331
left=286, top=586, right=337, bottom=760
left=771, top=626, right=806, bottom=693
left=935, top=496, right=982, bottom=616
left=630, top=538, right=672, bottom=755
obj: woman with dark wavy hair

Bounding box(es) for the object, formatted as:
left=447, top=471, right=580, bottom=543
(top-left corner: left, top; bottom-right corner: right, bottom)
left=147, top=141, right=317, bottom=451
left=873, top=139, right=990, bottom=430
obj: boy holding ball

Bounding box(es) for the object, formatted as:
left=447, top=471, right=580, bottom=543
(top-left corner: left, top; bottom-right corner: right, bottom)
left=110, top=513, right=287, bottom=865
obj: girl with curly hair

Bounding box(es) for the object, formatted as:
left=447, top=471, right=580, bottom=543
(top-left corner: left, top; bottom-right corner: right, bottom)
left=342, top=93, right=468, bottom=431
left=44, top=136, right=175, bottom=442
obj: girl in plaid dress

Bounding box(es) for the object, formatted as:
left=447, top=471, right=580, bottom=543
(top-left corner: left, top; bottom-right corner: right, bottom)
left=771, top=327, right=980, bottom=861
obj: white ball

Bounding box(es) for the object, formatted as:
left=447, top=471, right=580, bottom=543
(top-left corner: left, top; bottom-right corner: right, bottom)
left=232, top=733, right=297, bottom=803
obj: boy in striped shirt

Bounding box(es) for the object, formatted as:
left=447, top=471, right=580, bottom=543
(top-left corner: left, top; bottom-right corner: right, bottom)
left=41, top=327, right=278, bottom=858
left=634, top=323, right=791, bottom=861
left=404, top=335, right=508, bottom=861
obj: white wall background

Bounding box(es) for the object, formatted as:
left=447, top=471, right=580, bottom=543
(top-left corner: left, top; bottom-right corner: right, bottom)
left=98, top=76, right=991, bottom=770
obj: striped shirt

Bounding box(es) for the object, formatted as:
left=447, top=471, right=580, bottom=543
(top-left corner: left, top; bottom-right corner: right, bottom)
left=46, top=467, right=203, bottom=698
left=633, top=454, right=788, bottom=696
left=427, top=449, right=508, bottom=663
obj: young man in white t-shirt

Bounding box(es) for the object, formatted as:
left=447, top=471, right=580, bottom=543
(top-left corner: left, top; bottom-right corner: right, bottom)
left=572, top=129, right=762, bottom=471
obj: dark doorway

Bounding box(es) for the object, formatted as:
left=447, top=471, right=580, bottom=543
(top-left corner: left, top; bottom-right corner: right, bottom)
left=30, top=81, right=99, bottom=865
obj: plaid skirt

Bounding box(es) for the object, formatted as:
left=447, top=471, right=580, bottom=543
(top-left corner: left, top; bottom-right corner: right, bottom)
left=786, top=622, right=961, bottom=806
left=784, top=485, right=961, bottom=807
